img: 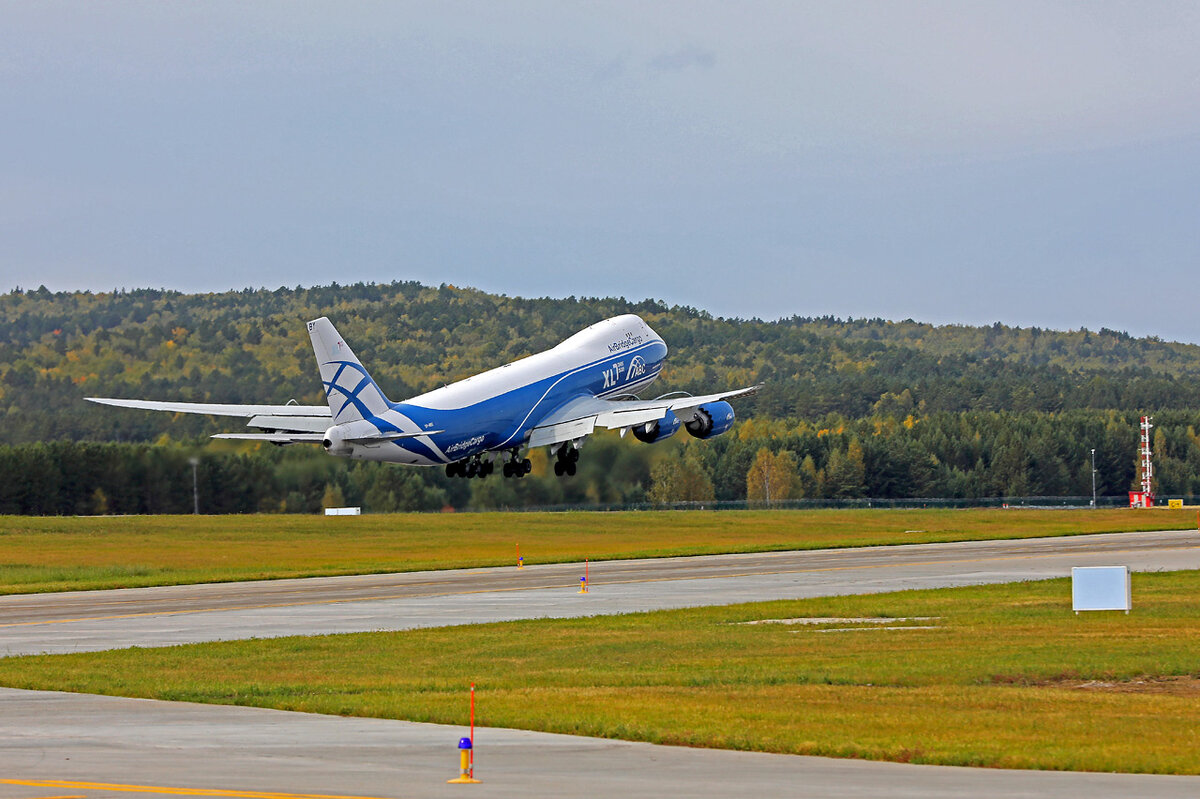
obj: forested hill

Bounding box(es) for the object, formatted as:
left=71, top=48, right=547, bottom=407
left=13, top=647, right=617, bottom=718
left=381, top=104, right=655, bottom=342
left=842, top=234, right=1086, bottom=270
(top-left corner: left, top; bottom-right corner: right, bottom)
left=2, top=281, right=1200, bottom=445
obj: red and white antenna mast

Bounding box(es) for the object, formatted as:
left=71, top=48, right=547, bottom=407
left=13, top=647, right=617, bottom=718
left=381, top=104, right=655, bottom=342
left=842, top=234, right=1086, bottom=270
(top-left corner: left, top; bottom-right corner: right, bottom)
left=1139, top=415, right=1154, bottom=497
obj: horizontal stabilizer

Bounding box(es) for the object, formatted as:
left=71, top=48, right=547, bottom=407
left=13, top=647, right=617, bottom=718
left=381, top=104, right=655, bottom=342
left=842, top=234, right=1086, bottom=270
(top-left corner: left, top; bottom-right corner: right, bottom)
left=213, top=433, right=326, bottom=443
left=87, top=397, right=331, bottom=419
left=248, top=415, right=332, bottom=433
left=346, top=430, right=443, bottom=444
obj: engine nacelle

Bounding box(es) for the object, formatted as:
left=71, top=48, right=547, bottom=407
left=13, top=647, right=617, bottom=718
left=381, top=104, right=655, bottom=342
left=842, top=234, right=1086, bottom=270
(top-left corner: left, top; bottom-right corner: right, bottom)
left=632, top=410, right=681, bottom=444
left=322, top=425, right=353, bottom=457
left=683, top=401, right=735, bottom=440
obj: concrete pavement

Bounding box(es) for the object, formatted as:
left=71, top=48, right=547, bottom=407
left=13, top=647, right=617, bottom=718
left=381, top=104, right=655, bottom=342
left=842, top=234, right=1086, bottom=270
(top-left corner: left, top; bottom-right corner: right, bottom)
left=3, top=688, right=1199, bottom=799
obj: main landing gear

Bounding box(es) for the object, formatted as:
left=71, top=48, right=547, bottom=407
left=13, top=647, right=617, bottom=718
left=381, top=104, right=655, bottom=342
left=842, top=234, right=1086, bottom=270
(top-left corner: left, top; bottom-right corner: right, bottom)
left=445, top=457, right=491, bottom=479
left=446, top=450, right=531, bottom=479
left=553, top=444, right=579, bottom=477
left=445, top=444, right=580, bottom=479
left=502, top=448, right=533, bottom=478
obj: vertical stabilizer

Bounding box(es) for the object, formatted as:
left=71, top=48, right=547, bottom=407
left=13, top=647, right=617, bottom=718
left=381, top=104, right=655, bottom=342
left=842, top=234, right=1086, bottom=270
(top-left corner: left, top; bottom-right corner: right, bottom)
left=307, top=317, right=392, bottom=422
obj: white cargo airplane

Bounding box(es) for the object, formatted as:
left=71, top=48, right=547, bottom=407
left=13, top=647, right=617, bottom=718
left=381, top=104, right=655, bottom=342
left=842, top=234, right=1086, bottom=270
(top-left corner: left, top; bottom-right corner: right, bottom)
left=88, top=315, right=758, bottom=478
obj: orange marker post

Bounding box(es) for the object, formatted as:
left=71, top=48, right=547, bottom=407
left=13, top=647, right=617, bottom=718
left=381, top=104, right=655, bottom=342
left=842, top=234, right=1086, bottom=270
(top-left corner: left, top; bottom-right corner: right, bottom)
left=470, top=682, right=476, bottom=777
left=517, top=543, right=523, bottom=569
left=447, top=682, right=481, bottom=784
left=578, top=558, right=589, bottom=593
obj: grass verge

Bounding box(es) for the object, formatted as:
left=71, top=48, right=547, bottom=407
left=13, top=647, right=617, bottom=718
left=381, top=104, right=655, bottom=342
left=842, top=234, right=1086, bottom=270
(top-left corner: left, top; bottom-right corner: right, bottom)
left=0, top=507, right=1195, bottom=594
left=1, top=571, right=1199, bottom=773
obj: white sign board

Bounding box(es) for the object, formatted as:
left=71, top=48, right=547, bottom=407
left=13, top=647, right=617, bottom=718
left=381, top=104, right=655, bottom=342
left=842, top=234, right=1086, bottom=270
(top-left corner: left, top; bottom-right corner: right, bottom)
left=324, top=507, right=361, bottom=516
left=1072, top=566, right=1130, bottom=613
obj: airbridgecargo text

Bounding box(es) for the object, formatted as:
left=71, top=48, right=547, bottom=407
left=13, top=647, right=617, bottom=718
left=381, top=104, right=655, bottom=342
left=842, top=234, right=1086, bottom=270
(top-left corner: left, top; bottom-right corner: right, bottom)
left=607, top=333, right=644, bottom=353
left=446, top=435, right=485, bottom=454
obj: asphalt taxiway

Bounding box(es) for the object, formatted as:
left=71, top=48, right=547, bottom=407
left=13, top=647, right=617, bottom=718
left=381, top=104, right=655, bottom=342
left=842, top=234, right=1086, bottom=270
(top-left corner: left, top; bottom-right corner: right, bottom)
left=2, top=529, right=1198, bottom=656
left=3, top=529, right=1200, bottom=798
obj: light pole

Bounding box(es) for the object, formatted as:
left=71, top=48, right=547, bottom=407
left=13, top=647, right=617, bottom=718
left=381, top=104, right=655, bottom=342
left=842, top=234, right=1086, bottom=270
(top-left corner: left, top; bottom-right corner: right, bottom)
left=188, top=457, right=200, bottom=515
left=1090, top=448, right=1096, bottom=508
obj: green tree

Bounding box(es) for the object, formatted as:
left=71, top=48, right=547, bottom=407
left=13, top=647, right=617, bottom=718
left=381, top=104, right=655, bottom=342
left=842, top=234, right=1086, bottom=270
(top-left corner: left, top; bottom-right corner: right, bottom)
left=648, top=447, right=715, bottom=503
left=320, top=482, right=346, bottom=510
left=797, top=454, right=820, bottom=498
left=826, top=439, right=866, bottom=498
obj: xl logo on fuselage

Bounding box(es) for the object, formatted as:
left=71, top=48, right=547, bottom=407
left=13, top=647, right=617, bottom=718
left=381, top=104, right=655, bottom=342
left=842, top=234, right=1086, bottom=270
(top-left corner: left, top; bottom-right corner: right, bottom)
left=602, top=356, right=647, bottom=389
left=602, top=360, right=626, bottom=389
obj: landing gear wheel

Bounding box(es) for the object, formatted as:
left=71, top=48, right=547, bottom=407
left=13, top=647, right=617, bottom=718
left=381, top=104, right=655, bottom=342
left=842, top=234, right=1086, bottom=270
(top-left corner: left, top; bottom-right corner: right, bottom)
left=522, top=459, right=532, bottom=475
left=503, top=463, right=514, bottom=478
left=565, top=460, right=577, bottom=476
left=554, top=461, right=565, bottom=476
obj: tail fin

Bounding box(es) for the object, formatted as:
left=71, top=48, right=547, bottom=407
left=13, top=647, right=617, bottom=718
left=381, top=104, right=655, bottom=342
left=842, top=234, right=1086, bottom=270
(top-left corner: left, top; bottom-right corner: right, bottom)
left=307, top=317, right=392, bottom=422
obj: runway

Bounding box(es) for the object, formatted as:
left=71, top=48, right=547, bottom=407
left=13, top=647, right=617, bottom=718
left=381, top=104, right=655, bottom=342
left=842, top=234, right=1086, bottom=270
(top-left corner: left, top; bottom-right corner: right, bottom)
left=2, top=528, right=1199, bottom=656
left=3, top=528, right=1200, bottom=798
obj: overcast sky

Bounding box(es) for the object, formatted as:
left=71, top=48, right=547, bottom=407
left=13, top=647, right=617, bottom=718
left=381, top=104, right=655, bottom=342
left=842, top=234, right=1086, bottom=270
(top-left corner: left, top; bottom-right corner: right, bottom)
left=3, top=2, right=1199, bottom=341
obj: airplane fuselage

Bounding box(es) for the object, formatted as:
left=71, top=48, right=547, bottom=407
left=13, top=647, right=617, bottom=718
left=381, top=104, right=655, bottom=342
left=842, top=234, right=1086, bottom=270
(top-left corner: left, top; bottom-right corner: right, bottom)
left=336, top=314, right=667, bottom=465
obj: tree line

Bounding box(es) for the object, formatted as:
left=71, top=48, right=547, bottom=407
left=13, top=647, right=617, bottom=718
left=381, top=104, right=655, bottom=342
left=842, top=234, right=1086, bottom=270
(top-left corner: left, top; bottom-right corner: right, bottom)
left=3, top=408, right=1197, bottom=515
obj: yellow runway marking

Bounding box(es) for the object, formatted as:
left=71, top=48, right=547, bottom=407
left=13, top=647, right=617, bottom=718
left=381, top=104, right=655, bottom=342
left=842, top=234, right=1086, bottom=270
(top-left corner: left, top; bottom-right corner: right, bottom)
left=2, top=543, right=1198, bottom=630
left=0, top=780, right=397, bottom=799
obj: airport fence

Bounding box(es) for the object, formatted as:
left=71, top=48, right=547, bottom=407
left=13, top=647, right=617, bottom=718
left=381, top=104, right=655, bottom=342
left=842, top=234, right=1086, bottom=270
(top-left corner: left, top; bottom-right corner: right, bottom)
left=479, top=495, right=1166, bottom=513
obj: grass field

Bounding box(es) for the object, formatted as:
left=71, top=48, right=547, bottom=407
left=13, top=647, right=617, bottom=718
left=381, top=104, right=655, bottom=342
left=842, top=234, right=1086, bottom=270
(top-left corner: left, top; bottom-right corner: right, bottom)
left=0, top=507, right=1196, bottom=594
left=2, top=571, right=1199, bottom=773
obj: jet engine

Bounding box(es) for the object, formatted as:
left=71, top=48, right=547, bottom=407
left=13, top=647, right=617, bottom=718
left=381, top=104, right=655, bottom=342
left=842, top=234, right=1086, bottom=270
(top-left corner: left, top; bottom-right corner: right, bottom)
left=632, top=410, right=681, bottom=443
left=683, top=401, right=735, bottom=439
left=322, top=425, right=353, bottom=457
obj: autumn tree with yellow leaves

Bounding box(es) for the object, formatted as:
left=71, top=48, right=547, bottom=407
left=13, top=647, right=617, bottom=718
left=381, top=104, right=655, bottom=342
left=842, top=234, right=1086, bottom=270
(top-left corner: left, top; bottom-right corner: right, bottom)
left=746, top=447, right=798, bottom=504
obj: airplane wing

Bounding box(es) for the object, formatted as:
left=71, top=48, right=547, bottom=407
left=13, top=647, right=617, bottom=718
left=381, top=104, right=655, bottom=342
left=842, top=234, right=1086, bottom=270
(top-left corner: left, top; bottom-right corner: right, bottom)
left=213, top=430, right=442, bottom=444
left=212, top=432, right=328, bottom=443
left=85, top=397, right=333, bottom=437
left=527, top=385, right=761, bottom=448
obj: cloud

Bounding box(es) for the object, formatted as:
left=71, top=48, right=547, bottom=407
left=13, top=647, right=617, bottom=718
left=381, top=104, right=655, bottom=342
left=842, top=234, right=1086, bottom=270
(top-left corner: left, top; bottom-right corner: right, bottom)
left=648, top=46, right=716, bottom=72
